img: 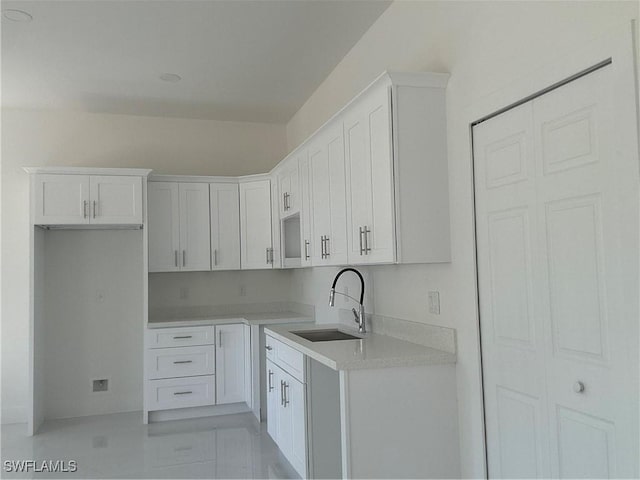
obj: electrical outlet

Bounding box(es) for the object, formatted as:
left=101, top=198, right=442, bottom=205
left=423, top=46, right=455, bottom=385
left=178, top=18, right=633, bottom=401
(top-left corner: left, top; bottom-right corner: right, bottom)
left=92, top=379, right=109, bottom=392
left=428, top=291, right=440, bottom=315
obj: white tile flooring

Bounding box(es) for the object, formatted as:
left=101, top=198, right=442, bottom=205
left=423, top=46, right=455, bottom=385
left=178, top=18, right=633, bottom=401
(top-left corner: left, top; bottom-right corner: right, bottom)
left=1, top=412, right=299, bottom=479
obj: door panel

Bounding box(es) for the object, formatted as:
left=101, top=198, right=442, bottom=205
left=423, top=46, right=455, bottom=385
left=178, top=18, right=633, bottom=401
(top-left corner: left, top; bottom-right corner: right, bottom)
left=475, top=64, right=639, bottom=478
left=148, top=182, right=180, bottom=272
left=90, top=175, right=142, bottom=224
left=178, top=183, right=211, bottom=271
left=34, top=174, right=90, bottom=225
left=239, top=180, right=273, bottom=270
left=215, top=324, right=246, bottom=405
left=210, top=183, right=240, bottom=271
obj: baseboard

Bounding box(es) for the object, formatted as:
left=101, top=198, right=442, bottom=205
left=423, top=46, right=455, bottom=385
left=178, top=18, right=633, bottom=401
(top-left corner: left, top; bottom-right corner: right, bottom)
left=148, top=402, right=251, bottom=422
left=1, top=406, right=27, bottom=425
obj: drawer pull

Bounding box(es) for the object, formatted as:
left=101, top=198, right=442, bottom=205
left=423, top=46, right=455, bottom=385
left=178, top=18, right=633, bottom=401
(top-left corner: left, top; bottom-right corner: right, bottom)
left=173, top=335, right=193, bottom=339
left=283, top=382, right=290, bottom=407
left=173, top=360, right=193, bottom=364
left=173, top=391, right=192, bottom=395
left=268, top=370, right=274, bottom=392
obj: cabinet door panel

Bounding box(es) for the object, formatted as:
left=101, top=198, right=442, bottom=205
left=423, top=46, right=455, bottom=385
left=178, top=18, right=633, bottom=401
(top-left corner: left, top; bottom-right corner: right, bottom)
left=344, top=86, right=395, bottom=264
left=210, top=183, right=240, bottom=271
left=215, top=324, right=246, bottom=405
left=309, top=139, right=331, bottom=265
left=239, top=180, right=273, bottom=270
left=33, top=174, right=90, bottom=225
left=288, top=375, right=307, bottom=477
left=148, top=182, right=180, bottom=272
left=179, top=183, right=211, bottom=271
left=90, top=175, right=143, bottom=225
left=326, top=125, right=349, bottom=265
left=266, top=360, right=279, bottom=442
left=299, top=152, right=313, bottom=267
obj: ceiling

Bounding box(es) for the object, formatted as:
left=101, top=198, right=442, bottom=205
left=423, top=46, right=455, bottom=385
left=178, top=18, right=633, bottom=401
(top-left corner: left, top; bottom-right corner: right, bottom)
left=1, top=0, right=391, bottom=123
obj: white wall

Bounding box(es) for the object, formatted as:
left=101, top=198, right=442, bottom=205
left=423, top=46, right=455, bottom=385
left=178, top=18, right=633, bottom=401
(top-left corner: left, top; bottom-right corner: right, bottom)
left=1, top=109, right=288, bottom=423
left=285, top=2, right=639, bottom=477
left=43, top=230, right=143, bottom=419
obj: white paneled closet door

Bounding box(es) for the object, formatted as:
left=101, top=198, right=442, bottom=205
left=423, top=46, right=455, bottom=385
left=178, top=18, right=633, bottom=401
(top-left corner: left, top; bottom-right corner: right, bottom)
left=474, top=64, right=638, bottom=479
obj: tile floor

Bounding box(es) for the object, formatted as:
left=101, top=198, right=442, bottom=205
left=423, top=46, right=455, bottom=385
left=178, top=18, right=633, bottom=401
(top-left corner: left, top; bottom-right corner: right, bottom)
left=1, top=412, right=299, bottom=479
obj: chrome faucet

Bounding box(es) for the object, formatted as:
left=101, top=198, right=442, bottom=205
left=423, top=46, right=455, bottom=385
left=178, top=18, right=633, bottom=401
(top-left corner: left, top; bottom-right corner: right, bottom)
left=328, top=268, right=366, bottom=334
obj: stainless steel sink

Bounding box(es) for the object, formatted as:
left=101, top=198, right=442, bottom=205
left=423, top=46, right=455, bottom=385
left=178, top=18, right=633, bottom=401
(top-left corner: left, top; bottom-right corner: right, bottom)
left=292, top=329, right=361, bottom=342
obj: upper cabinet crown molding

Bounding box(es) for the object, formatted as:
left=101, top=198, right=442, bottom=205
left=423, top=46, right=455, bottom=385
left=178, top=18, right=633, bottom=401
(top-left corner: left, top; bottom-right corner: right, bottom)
left=149, top=174, right=238, bottom=184
left=23, top=166, right=152, bottom=177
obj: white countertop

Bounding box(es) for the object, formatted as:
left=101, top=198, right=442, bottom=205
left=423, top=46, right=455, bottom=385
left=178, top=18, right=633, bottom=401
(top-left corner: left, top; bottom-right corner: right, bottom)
left=147, top=311, right=313, bottom=329
left=265, top=323, right=456, bottom=371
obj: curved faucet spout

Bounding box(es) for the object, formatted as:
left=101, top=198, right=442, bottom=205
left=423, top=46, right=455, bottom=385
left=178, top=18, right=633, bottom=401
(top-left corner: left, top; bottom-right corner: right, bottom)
left=328, top=268, right=366, bottom=333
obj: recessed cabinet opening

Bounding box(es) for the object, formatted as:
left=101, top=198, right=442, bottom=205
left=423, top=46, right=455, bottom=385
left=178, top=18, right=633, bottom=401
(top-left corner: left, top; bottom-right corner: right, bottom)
left=282, top=215, right=301, bottom=268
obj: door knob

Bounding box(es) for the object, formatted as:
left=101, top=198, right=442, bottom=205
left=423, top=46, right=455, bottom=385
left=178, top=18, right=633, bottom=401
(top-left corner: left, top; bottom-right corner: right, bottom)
left=573, top=381, right=585, bottom=393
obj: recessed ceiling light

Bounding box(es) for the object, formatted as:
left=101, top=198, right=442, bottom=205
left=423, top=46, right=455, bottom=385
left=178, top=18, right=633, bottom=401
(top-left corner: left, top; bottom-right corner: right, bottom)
left=159, top=73, right=182, bottom=83
left=2, top=9, right=33, bottom=22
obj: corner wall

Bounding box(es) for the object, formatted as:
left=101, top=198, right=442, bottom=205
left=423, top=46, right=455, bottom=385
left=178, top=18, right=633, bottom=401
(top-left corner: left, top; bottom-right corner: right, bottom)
left=1, top=109, right=288, bottom=424
left=285, top=2, right=639, bottom=477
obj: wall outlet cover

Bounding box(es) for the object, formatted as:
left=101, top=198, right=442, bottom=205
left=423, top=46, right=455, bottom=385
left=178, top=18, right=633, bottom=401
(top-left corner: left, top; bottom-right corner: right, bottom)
left=92, top=378, right=109, bottom=392
left=428, top=291, right=440, bottom=315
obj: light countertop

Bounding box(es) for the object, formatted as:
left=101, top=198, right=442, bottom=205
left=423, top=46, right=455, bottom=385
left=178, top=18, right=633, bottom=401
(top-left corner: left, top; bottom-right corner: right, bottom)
left=147, top=311, right=313, bottom=329
left=265, top=323, right=456, bottom=371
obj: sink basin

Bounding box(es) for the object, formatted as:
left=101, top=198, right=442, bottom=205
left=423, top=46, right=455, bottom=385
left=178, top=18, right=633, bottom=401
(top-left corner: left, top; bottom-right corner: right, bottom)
left=292, top=329, right=361, bottom=342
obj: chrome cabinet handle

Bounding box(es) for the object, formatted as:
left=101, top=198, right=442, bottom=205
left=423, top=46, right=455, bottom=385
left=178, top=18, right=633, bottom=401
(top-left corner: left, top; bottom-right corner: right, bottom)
left=283, top=382, right=290, bottom=407
left=280, top=380, right=285, bottom=406
left=218, top=330, right=222, bottom=348
left=304, top=240, right=310, bottom=260
left=266, top=247, right=270, bottom=264
left=173, top=360, right=193, bottom=364
left=83, top=200, right=88, bottom=219
left=321, top=236, right=327, bottom=259
left=173, top=335, right=192, bottom=339
left=174, top=250, right=178, bottom=267
left=213, top=249, right=217, bottom=266
left=359, top=226, right=364, bottom=255
left=325, top=236, right=330, bottom=257
left=173, top=391, right=192, bottom=396
left=573, top=381, right=585, bottom=393
left=92, top=200, right=97, bottom=218
left=364, top=226, right=371, bottom=254
left=265, top=345, right=273, bottom=351
left=283, top=193, right=287, bottom=211
left=268, top=370, right=274, bottom=392
left=182, top=250, right=186, bottom=267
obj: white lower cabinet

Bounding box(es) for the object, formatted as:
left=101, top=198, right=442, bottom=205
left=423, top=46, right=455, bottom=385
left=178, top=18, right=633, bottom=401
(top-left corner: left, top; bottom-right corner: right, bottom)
left=266, top=347, right=307, bottom=478
left=144, top=323, right=250, bottom=417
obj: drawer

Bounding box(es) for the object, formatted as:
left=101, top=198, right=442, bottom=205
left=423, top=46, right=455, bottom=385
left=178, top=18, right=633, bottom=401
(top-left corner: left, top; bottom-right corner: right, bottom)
left=146, top=375, right=215, bottom=411
left=266, top=334, right=305, bottom=383
left=146, top=325, right=215, bottom=348
left=146, top=345, right=215, bottom=380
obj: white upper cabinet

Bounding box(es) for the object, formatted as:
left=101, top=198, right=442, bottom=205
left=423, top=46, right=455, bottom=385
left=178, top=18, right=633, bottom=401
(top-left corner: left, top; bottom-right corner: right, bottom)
left=33, top=174, right=90, bottom=225
left=277, top=158, right=300, bottom=217
left=89, top=176, right=143, bottom=225
left=308, top=122, right=348, bottom=266
left=178, top=183, right=211, bottom=271
left=148, top=182, right=210, bottom=272
left=33, top=173, right=142, bottom=226
left=298, top=150, right=313, bottom=267
left=239, top=179, right=273, bottom=270
left=343, top=73, right=451, bottom=264
left=343, top=83, right=395, bottom=264
left=148, top=182, right=180, bottom=272
left=209, top=183, right=240, bottom=271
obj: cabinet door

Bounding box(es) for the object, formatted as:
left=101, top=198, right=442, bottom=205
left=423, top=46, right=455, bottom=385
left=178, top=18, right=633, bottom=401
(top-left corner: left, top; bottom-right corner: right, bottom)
left=278, top=160, right=300, bottom=216
left=90, top=175, right=143, bottom=225
left=270, top=179, right=282, bottom=268
left=239, top=180, right=273, bottom=270
left=287, top=375, right=307, bottom=477
left=276, top=369, right=293, bottom=460
left=215, top=324, right=246, bottom=405
left=210, top=183, right=240, bottom=271
left=309, top=124, right=348, bottom=266
left=148, top=182, right=180, bottom=272
left=299, top=151, right=313, bottom=267
left=266, top=360, right=279, bottom=442
left=178, top=183, right=211, bottom=271
left=33, top=174, right=90, bottom=225
left=344, top=85, right=395, bottom=264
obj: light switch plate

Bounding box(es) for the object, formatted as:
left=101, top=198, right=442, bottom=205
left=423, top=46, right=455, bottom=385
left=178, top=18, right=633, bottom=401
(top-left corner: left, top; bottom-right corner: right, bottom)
left=428, top=291, right=440, bottom=315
